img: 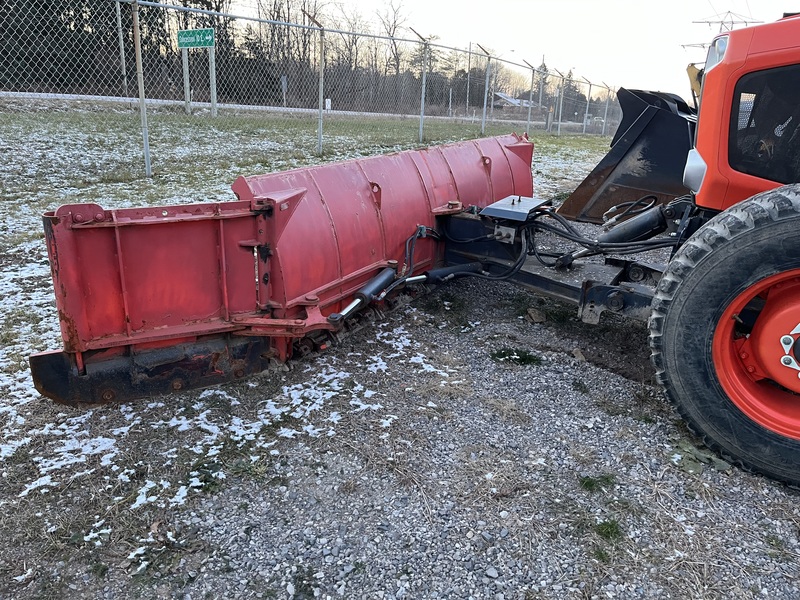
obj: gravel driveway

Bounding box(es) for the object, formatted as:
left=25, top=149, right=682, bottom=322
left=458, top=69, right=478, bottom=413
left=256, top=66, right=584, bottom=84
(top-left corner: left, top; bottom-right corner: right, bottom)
left=157, top=279, right=799, bottom=600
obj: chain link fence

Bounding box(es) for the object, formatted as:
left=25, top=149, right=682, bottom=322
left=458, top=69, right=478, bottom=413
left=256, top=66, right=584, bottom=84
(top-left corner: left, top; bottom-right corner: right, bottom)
left=0, top=0, right=623, bottom=180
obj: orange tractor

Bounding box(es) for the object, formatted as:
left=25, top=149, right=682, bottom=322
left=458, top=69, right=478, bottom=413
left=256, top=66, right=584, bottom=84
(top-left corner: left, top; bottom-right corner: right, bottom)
left=29, top=15, right=800, bottom=485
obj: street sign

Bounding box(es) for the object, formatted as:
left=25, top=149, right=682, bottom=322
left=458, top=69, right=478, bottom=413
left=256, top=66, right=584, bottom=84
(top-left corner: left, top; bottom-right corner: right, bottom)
left=178, top=28, right=218, bottom=116
left=177, top=28, right=215, bottom=49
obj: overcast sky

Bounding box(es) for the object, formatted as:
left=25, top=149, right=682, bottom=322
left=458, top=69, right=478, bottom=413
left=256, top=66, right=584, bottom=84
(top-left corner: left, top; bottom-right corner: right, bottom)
left=336, top=0, right=791, bottom=101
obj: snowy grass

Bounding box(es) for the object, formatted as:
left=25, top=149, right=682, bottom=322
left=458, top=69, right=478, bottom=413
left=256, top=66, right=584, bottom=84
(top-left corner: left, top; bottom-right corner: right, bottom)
left=0, top=98, right=612, bottom=595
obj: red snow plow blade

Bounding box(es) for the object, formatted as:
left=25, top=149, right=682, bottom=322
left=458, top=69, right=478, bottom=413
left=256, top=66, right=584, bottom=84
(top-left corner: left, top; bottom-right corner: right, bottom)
left=29, top=134, right=533, bottom=406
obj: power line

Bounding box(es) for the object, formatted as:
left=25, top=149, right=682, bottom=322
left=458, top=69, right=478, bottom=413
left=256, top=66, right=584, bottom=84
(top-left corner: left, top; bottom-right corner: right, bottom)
left=692, top=10, right=762, bottom=33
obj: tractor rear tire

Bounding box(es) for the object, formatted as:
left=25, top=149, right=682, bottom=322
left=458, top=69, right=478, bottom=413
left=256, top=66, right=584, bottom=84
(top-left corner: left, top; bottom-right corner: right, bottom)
left=650, top=184, right=800, bottom=485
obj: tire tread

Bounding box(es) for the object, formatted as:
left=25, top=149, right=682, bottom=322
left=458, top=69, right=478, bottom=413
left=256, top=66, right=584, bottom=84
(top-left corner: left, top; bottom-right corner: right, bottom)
left=649, top=185, right=800, bottom=485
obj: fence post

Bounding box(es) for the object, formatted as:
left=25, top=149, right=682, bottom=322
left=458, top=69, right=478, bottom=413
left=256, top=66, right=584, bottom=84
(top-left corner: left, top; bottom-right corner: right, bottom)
left=317, top=27, right=325, bottom=155
left=115, top=0, right=129, bottom=97
left=466, top=42, right=471, bottom=117
left=553, top=69, right=565, bottom=137
left=448, top=88, right=452, bottom=117
left=130, top=0, right=152, bottom=177
left=489, top=64, right=494, bottom=122
left=602, top=84, right=612, bottom=136
left=409, top=29, right=428, bottom=143
left=477, top=45, right=491, bottom=136
left=481, top=58, right=490, bottom=135
left=582, top=77, right=592, bottom=134
left=523, top=60, right=535, bottom=135
left=209, top=46, right=217, bottom=117
left=539, top=75, right=544, bottom=108
left=419, top=41, right=428, bottom=143
left=302, top=10, right=326, bottom=155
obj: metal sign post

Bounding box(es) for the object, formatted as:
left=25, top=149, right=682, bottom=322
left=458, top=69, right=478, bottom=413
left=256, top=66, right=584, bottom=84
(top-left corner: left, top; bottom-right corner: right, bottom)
left=177, top=28, right=216, bottom=116
left=181, top=47, right=191, bottom=114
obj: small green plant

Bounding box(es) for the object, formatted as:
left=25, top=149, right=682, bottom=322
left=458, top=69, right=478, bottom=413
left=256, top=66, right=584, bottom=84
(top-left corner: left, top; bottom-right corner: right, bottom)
left=578, top=473, right=615, bottom=492
left=228, top=457, right=268, bottom=479
left=0, top=326, right=16, bottom=346
left=571, top=379, right=590, bottom=394
left=508, top=293, right=533, bottom=317
left=188, top=459, right=224, bottom=493
left=764, top=534, right=791, bottom=559
left=490, top=347, right=542, bottom=366
left=292, top=565, right=316, bottom=599
left=591, top=545, right=610, bottom=563
left=595, top=519, right=622, bottom=541
left=89, top=561, right=109, bottom=578
left=419, top=291, right=469, bottom=326
left=533, top=299, right=576, bottom=324
left=549, top=190, right=573, bottom=204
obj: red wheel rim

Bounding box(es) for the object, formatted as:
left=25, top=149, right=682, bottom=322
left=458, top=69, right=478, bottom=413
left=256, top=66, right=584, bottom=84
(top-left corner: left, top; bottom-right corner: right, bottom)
left=713, top=270, right=800, bottom=439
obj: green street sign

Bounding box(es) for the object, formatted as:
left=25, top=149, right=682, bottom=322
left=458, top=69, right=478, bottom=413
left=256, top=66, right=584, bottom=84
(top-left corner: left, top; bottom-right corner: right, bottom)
left=177, top=28, right=215, bottom=49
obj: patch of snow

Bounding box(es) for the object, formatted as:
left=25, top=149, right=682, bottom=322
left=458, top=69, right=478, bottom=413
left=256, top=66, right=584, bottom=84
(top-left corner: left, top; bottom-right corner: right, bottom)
left=130, top=481, right=158, bottom=509
left=18, top=475, right=56, bottom=497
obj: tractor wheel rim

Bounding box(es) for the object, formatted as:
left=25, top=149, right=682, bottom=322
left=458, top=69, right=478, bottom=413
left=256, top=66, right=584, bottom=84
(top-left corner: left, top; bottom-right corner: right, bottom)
left=713, top=270, right=800, bottom=439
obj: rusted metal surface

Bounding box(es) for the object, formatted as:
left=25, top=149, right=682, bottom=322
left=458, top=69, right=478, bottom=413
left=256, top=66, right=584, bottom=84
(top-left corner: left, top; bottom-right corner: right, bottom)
left=30, top=336, right=271, bottom=407
left=30, top=134, right=533, bottom=405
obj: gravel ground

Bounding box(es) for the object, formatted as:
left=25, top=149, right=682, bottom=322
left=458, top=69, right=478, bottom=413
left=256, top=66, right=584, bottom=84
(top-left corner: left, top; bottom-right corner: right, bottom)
left=12, top=281, right=800, bottom=600
left=176, top=282, right=800, bottom=600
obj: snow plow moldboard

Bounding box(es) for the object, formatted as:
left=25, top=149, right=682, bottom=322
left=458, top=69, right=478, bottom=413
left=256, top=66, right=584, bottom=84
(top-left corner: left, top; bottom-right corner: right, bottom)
left=29, top=134, right=534, bottom=407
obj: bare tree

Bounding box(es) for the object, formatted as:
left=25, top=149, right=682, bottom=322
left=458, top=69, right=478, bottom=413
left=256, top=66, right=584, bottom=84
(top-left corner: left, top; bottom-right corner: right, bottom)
left=379, top=2, right=407, bottom=73
left=377, top=1, right=407, bottom=109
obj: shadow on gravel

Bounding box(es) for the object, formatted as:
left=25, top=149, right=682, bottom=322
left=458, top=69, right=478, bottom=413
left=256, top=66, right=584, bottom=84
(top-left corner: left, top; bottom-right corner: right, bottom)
left=416, top=278, right=656, bottom=385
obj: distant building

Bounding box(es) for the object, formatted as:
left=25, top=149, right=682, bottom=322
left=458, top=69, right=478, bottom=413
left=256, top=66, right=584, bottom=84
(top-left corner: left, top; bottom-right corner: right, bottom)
left=493, top=92, right=540, bottom=109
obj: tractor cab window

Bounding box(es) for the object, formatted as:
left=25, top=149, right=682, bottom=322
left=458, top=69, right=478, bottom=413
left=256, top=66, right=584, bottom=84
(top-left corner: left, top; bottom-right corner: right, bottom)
left=729, top=65, right=800, bottom=184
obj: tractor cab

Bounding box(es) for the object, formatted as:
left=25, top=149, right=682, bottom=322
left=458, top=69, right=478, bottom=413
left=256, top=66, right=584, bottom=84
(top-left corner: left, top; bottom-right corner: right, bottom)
left=688, top=14, right=800, bottom=211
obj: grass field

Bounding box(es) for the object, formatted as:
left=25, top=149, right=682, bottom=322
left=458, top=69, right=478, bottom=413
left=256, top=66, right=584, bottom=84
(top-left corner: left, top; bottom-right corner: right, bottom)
left=0, top=99, right=610, bottom=205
